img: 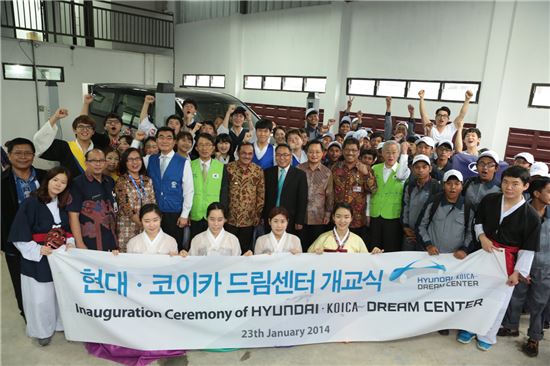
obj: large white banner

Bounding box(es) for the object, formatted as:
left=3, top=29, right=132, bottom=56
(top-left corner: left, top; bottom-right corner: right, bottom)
left=49, top=249, right=509, bottom=350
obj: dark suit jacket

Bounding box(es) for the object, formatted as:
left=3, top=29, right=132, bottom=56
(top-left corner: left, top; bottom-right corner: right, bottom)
left=263, top=165, right=308, bottom=232
left=1, top=167, right=46, bottom=254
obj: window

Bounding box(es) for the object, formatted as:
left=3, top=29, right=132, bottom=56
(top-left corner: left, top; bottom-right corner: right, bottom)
left=377, top=80, right=407, bottom=97
left=304, top=77, right=326, bottom=93
left=263, top=76, right=282, bottom=90
left=243, top=75, right=327, bottom=93
left=407, top=81, right=440, bottom=100
left=181, top=74, right=225, bottom=89
left=441, top=82, right=480, bottom=102
left=346, top=77, right=480, bottom=103
left=283, top=77, right=303, bottom=91
left=2, top=63, right=64, bottom=81
left=244, top=75, right=262, bottom=89
left=347, top=78, right=375, bottom=96
left=529, top=84, right=550, bottom=108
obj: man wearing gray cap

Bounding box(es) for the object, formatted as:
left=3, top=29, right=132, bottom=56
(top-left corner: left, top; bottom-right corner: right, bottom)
left=305, top=108, right=322, bottom=141
left=463, top=150, right=502, bottom=212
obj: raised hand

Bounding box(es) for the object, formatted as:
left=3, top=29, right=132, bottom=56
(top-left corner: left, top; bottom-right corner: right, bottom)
left=418, top=89, right=425, bottom=99
left=145, top=95, right=155, bottom=104
left=465, top=90, right=474, bottom=101
left=83, top=94, right=94, bottom=105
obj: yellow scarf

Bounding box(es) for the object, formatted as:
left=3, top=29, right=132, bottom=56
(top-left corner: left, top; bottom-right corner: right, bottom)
left=68, top=140, right=87, bottom=173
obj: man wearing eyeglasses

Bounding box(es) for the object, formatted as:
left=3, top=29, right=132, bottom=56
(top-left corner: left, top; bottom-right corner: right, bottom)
left=463, top=150, right=502, bottom=212
left=33, top=105, right=97, bottom=178
left=1, top=138, right=46, bottom=321
left=143, top=127, right=194, bottom=251
left=263, top=143, right=308, bottom=235
left=67, top=149, right=117, bottom=252
left=418, top=89, right=474, bottom=145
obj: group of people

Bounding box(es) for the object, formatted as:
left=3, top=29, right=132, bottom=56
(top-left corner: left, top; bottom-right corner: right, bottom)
left=1, top=90, right=549, bottom=364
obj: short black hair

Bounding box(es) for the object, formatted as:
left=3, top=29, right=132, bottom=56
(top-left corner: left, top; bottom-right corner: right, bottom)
left=182, top=99, right=198, bottom=110
left=5, top=138, right=35, bottom=153
left=206, top=202, right=226, bottom=218
left=176, top=130, right=193, bottom=142
left=237, top=142, right=254, bottom=152
left=118, top=135, right=133, bottom=145
left=306, top=140, right=324, bottom=152
left=501, top=165, right=530, bottom=184
left=200, top=120, right=216, bottom=130
left=216, top=133, right=231, bottom=145
left=156, top=126, right=176, bottom=139
left=462, top=127, right=482, bottom=139
left=528, top=176, right=550, bottom=197
left=255, top=118, right=273, bottom=131
left=343, top=137, right=360, bottom=150
left=196, top=132, right=215, bottom=145
left=165, top=114, right=183, bottom=127
left=275, top=143, right=291, bottom=153
left=361, top=148, right=378, bottom=160
left=436, top=106, right=451, bottom=117
left=103, top=113, right=122, bottom=125
left=371, top=131, right=385, bottom=141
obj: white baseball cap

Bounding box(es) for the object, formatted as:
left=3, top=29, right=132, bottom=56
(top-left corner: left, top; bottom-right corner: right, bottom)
left=530, top=161, right=549, bottom=177
left=412, top=154, right=431, bottom=166
left=340, top=116, right=352, bottom=124
left=478, top=150, right=499, bottom=164
left=514, top=152, right=535, bottom=165
left=436, top=139, right=454, bottom=150
left=443, top=169, right=464, bottom=182
left=415, top=136, right=435, bottom=148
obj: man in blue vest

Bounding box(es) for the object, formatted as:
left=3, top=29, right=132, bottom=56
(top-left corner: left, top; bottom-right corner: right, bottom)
left=145, top=127, right=194, bottom=250
left=252, top=119, right=276, bottom=170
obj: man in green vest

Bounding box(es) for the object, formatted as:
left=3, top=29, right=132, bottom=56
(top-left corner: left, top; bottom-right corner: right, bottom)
left=190, top=133, right=229, bottom=239
left=370, top=140, right=411, bottom=252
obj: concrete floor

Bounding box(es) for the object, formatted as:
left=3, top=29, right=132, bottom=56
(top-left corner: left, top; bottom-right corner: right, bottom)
left=1, top=255, right=548, bottom=366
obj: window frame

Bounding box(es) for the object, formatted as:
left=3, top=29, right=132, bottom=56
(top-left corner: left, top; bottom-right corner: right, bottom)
left=181, top=74, right=226, bottom=89
left=346, top=77, right=480, bottom=104
left=243, top=75, right=327, bottom=93
left=2, top=62, right=64, bottom=82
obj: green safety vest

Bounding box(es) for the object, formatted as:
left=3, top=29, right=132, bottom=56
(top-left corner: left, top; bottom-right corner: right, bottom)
left=190, top=159, right=224, bottom=221
left=370, top=163, right=405, bottom=219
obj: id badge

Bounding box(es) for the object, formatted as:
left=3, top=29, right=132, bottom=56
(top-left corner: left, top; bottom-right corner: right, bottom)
left=353, top=185, right=362, bottom=193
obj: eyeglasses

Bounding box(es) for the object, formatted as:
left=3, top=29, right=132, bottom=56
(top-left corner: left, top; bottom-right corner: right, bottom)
left=11, top=151, right=34, bottom=157
left=76, top=125, right=94, bottom=131
left=477, top=162, right=496, bottom=169
left=276, top=153, right=291, bottom=158
left=127, top=157, right=142, bottom=162
left=436, top=114, right=449, bottom=119
left=87, top=159, right=106, bottom=164
left=105, top=120, right=121, bottom=125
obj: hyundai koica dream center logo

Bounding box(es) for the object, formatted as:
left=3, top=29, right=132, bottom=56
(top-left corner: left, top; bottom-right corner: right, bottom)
left=468, top=162, right=478, bottom=174
left=389, top=260, right=447, bottom=283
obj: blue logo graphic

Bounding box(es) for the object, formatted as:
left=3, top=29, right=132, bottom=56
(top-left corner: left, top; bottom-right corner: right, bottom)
left=468, top=162, right=478, bottom=174
left=389, top=260, right=447, bottom=282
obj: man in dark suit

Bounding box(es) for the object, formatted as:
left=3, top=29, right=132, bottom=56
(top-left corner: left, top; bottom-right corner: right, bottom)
left=263, top=143, right=308, bottom=234
left=1, top=138, right=46, bottom=320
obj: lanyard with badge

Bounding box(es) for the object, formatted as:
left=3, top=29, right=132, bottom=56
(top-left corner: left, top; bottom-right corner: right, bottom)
left=128, top=174, right=146, bottom=205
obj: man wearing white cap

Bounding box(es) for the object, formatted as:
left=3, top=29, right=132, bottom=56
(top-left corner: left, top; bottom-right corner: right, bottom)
left=415, top=136, right=435, bottom=158
left=339, top=116, right=352, bottom=135
left=463, top=150, right=502, bottom=211
left=432, top=140, right=454, bottom=181
left=513, top=152, right=535, bottom=169
left=419, top=89, right=473, bottom=144
left=417, top=169, right=474, bottom=260
left=305, top=108, right=322, bottom=141
left=402, top=155, right=441, bottom=251
left=530, top=162, right=549, bottom=178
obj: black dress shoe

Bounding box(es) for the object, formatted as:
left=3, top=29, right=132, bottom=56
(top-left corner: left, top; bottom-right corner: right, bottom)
left=438, top=329, right=450, bottom=335
left=496, top=327, right=519, bottom=337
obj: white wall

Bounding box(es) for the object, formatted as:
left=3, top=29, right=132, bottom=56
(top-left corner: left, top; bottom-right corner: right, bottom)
left=173, top=0, right=549, bottom=157
left=1, top=38, right=173, bottom=145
